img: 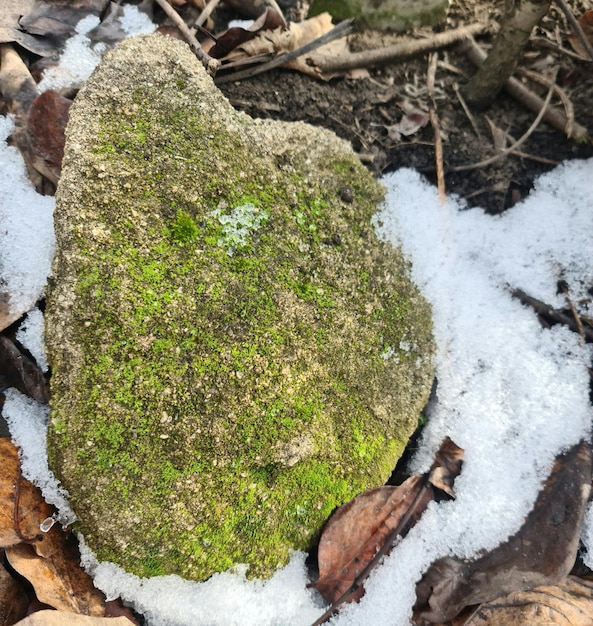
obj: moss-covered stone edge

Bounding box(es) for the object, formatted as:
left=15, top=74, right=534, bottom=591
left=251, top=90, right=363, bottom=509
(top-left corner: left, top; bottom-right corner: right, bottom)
left=46, top=34, right=434, bottom=581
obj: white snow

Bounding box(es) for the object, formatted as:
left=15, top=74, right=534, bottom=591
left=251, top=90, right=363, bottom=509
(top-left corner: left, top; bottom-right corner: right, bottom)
left=2, top=388, right=75, bottom=524
left=16, top=307, right=49, bottom=372
left=38, top=7, right=156, bottom=93
left=1, top=18, right=593, bottom=623
left=0, top=116, right=55, bottom=321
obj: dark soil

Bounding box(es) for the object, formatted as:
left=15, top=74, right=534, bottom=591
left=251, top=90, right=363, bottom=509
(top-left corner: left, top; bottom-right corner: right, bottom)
left=219, top=1, right=593, bottom=214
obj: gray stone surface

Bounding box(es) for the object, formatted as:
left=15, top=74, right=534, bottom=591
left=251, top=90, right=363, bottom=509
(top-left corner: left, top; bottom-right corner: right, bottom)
left=46, top=34, right=434, bottom=581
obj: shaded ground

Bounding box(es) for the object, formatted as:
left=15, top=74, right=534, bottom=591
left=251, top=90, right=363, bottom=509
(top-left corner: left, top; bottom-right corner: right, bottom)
left=219, top=0, right=593, bottom=213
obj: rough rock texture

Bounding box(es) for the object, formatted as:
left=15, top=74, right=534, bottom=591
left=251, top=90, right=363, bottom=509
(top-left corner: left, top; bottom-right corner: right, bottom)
left=309, top=0, right=449, bottom=31
left=46, top=34, right=434, bottom=581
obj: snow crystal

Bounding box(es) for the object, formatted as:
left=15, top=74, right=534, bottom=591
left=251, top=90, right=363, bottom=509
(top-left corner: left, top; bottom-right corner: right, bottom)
left=16, top=307, right=49, bottom=372
left=38, top=8, right=156, bottom=93
left=79, top=538, right=322, bottom=626
left=3, top=389, right=75, bottom=525
left=37, top=16, right=106, bottom=92
left=0, top=116, right=55, bottom=320
left=119, top=4, right=157, bottom=37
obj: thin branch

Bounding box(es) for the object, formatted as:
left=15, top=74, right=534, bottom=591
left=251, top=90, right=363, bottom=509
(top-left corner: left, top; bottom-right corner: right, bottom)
left=516, top=66, right=575, bottom=138
left=215, top=19, right=352, bottom=84
left=461, top=37, right=588, bottom=140
left=511, top=288, right=593, bottom=342
left=450, top=73, right=557, bottom=172
left=153, top=0, right=220, bottom=75
left=427, top=52, right=446, bottom=203
left=454, top=82, right=482, bottom=139
left=554, top=0, right=593, bottom=61
left=316, top=22, right=488, bottom=74
left=195, top=0, right=220, bottom=28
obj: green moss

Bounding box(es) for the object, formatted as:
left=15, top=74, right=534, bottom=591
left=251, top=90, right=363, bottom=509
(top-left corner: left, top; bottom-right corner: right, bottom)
left=46, top=34, right=434, bottom=582
left=169, top=209, right=199, bottom=243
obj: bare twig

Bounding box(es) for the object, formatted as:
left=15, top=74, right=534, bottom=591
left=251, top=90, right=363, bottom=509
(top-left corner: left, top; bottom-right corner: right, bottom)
left=215, top=19, right=352, bottom=84
left=450, top=74, right=556, bottom=172
left=511, top=288, right=593, bottom=342
left=461, top=37, right=588, bottom=140
left=554, top=0, right=593, bottom=61
left=316, top=23, right=487, bottom=74
left=454, top=82, right=482, bottom=139
left=516, top=67, right=575, bottom=138
left=153, top=0, right=220, bottom=75
left=195, top=0, right=220, bottom=28
left=427, top=53, right=445, bottom=202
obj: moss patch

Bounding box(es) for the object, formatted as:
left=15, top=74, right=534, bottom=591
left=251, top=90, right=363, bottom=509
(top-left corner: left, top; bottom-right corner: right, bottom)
left=46, top=34, right=434, bottom=581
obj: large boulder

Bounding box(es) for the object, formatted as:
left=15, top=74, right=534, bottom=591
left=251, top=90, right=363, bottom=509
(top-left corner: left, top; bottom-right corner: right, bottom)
left=46, top=34, right=433, bottom=581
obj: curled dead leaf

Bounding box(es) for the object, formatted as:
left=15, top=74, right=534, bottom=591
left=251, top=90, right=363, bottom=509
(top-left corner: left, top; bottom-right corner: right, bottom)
left=312, top=438, right=464, bottom=607
left=415, top=440, right=593, bottom=623
left=0, top=556, right=29, bottom=625
left=465, top=576, right=593, bottom=626
left=0, top=438, right=53, bottom=549
left=0, top=336, right=49, bottom=404
left=567, top=11, right=593, bottom=59
left=5, top=540, right=105, bottom=616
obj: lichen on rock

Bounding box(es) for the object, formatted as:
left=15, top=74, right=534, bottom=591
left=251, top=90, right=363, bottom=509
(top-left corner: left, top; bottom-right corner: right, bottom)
left=45, top=33, right=434, bottom=581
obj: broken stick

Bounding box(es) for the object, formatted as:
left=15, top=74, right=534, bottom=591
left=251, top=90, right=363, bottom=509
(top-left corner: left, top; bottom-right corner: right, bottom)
left=316, top=23, right=488, bottom=74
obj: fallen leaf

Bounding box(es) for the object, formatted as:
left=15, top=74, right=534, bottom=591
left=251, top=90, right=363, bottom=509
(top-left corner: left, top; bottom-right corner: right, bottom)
left=0, top=0, right=56, bottom=57
left=0, top=438, right=53, bottom=549
left=0, top=337, right=49, bottom=404
left=13, top=611, right=133, bottom=625
left=312, top=438, right=464, bottom=605
left=5, top=539, right=105, bottom=616
left=567, top=11, right=593, bottom=59
left=387, top=112, right=430, bottom=142
left=0, top=555, right=29, bottom=626
left=18, top=0, right=108, bottom=40
left=314, top=476, right=433, bottom=604
left=415, top=440, right=593, bottom=623
left=208, top=8, right=286, bottom=58
left=464, top=576, right=593, bottom=626
left=26, top=90, right=72, bottom=185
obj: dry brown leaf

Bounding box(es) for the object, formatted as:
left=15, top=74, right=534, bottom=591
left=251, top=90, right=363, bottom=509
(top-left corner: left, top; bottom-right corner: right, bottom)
left=0, top=337, right=49, bottom=404
left=314, top=476, right=434, bottom=604
left=5, top=540, right=105, bottom=616
left=567, top=11, right=593, bottom=59
left=14, top=610, right=133, bottom=626
left=0, top=556, right=29, bottom=626
left=0, top=438, right=53, bottom=549
left=313, top=438, right=464, bottom=605
left=222, top=13, right=333, bottom=62
left=466, top=576, right=593, bottom=626
left=0, top=0, right=55, bottom=56
left=415, top=440, right=593, bottom=624
left=208, top=8, right=286, bottom=58
left=26, top=90, right=72, bottom=185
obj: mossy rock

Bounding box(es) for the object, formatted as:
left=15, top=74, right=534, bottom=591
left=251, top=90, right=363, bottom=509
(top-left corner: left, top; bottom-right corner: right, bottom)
left=309, top=0, right=449, bottom=31
left=45, top=34, right=434, bottom=581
